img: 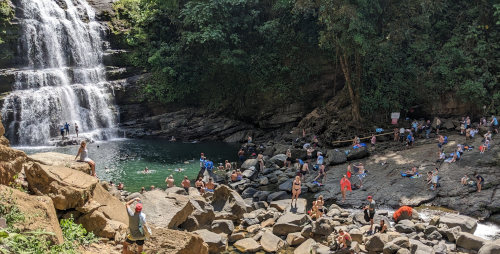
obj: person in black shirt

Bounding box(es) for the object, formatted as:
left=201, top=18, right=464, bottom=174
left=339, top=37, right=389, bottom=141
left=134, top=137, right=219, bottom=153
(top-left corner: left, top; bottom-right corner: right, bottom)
left=475, top=172, right=484, bottom=192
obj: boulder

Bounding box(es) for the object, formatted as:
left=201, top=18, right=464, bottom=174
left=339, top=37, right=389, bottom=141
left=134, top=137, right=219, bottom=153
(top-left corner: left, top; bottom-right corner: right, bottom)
left=456, top=232, right=486, bottom=251
left=278, top=179, right=293, bottom=192
left=194, top=229, right=227, bottom=254
left=294, top=238, right=330, bottom=254
left=270, top=198, right=306, bottom=214
left=347, top=147, right=370, bottom=161
left=442, top=226, right=461, bottom=242
left=241, top=159, right=258, bottom=170
left=234, top=238, right=262, bottom=252
left=410, top=239, right=435, bottom=254
left=253, top=191, right=270, bottom=201
left=165, top=186, right=188, bottom=195
left=210, top=220, right=234, bottom=235
left=145, top=227, right=209, bottom=254
left=383, top=242, right=401, bottom=254
left=439, top=214, right=477, bottom=234
left=25, top=163, right=98, bottom=210
left=181, top=199, right=215, bottom=231
left=273, top=213, right=309, bottom=236
left=242, top=168, right=256, bottom=178
left=311, top=217, right=334, bottom=236
left=258, top=176, right=269, bottom=185
left=325, top=149, right=347, bottom=165
left=241, top=187, right=258, bottom=199
left=0, top=186, right=63, bottom=244
left=29, top=152, right=91, bottom=174
left=479, top=240, right=500, bottom=254
left=349, top=228, right=363, bottom=243
left=286, top=232, right=306, bottom=246
left=260, top=218, right=275, bottom=228
left=77, top=184, right=129, bottom=238
left=366, top=233, right=387, bottom=252
left=141, top=190, right=199, bottom=229
left=212, top=185, right=248, bottom=220
left=269, top=154, right=287, bottom=167
left=260, top=230, right=285, bottom=252
left=229, top=232, right=246, bottom=243
left=395, top=220, right=416, bottom=234
left=0, top=145, right=27, bottom=186
left=426, top=231, right=442, bottom=241
left=267, top=191, right=289, bottom=202
left=304, top=182, right=320, bottom=193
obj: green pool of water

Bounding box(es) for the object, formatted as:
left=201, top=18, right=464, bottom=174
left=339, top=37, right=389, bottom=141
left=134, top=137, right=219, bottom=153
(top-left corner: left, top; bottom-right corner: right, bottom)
left=18, top=138, right=239, bottom=192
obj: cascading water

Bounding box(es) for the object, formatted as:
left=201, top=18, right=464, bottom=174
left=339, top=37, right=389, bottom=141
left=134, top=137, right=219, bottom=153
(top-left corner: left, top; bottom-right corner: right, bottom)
left=1, top=0, right=117, bottom=145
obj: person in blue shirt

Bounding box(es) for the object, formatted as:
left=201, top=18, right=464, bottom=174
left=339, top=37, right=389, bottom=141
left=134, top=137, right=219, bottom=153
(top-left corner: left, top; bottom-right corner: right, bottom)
left=60, top=125, right=65, bottom=138
left=406, top=133, right=413, bottom=147
left=314, top=152, right=324, bottom=170
left=205, top=159, right=214, bottom=178
left=491, top=115, right=498, bottom=134
left=64, top=122, right=70, bottom=135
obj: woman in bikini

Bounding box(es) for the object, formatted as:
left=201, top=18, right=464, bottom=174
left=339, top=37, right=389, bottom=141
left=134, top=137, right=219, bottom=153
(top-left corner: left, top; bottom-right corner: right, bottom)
left=315, top=195, right=325, bottom=217
left=75, top=141, right=96, bottom=177
left=291, top=176, right=301, bottom=206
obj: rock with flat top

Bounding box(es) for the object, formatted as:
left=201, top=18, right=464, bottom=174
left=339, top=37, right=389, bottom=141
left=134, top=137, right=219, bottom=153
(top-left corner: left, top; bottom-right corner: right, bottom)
left=234, top=238, right=262, bottom=253
left=194, top=229, right=227, bottom=253
left=456, top=232, right=486, bottom=251
left=260, top=230, right=285, bottom=252
left=29, top=152, right=91, bottom=174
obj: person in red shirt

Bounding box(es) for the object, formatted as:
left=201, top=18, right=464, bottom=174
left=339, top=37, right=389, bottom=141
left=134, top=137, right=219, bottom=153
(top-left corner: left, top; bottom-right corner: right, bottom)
left=340, top=175, right=352, bottom=202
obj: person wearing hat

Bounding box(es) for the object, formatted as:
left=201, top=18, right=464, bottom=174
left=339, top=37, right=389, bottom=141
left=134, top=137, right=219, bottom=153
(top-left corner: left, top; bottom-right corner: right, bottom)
left=123, top=198, right=151, bottom=253
left=363, top=196, right=376, bottom=234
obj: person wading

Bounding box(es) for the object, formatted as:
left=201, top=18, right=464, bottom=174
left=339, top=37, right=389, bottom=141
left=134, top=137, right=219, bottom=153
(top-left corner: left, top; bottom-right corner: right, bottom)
left=123, top=198, right=151, bottom=254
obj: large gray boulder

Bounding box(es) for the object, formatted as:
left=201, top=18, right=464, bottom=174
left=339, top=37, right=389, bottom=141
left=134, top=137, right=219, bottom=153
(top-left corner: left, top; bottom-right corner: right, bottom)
left=273, top=213, right=309, bottom=236
left=279, top=179, right=293, bottom=192
left=410, top=239, right=435, bottom=254
left=194, top=229, right=228, bottom=254
left=347, top=147, right=370, bottom=160
left=439, top=214, right=477, bottom=234
left=325, top=149, right=347, bottom=165
left=269, top=154, right=287, bottom=167
left=294, top=238, right=330, bottom=254
left=234, top=238, right=262, bottom=252
left=267, top=191, right=289, bottom=202
left=212, top=185, right=249, bottom=220
left=210, top=220, right=234, bottom=235
left=241, top=159, right=258, bottom=170
left=260, top=230, right=285, bottom=252
left=456, top=232, right=486, bottom=251
left=479, top=240, right=500, bottom=254
left=395, top=220, right=416, bottom=234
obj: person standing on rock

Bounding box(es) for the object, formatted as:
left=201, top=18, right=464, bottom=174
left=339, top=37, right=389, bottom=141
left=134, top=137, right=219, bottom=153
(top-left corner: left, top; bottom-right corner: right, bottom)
left=205, top=159, right=214, bottom=178
left=291, top=176, right=301, bottom=207
left=205, top=177, right=215, bottom=192
left=60, top=125, right=65, bottom=138
left=75, top=141, right=96, bottom=177
left=64, top=122, right=70, bottom=136
left=238, top=149, right=245, bottom=164
left=475, top=172, right=484, bottom=192
left=340, top=175, right=351, bottom=203
left=314, top=164, right=327, bottom=184
left=435, top=117, right=441, bottom=134
left=123, top=198, right=151, bottom=254
left=257, top=153, right=264, bottom=173
left=74, top=123, right=79, bottom=137
left=491, top=115, right=498, bottom=134
left=363, top=196, right=376, bottom=234
left=165, top=175, right=174, bottom=188
left=299, top=161, right=309, bottom=181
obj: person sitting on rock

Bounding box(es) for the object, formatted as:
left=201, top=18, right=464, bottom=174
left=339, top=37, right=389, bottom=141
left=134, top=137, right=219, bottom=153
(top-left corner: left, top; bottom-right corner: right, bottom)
left=374, top=220, right=387, bottom=233
left=436, top=150, right=446, bottom=163
left=230, top=170, right=238, bottom=182
left=315, top=195, right=325, bottom=216
left=336, top=229, right=352, bottom=249
left=75, top=141, right=96, bottom=177
left=352, top=136, right=360, bottom=146
left=224, top=160, right=232, bottom=170
left=437, top=135, right=445, bottom=149
left=140, top=187, right=145, bottom=194
left=310, top=201, right=321, bottom=220
left=461, top=174, right=470, bottom=185
left=236, top=169, right=243, bottom=181
left=181, top=176, right=190, bottom=193
left=165, top=175, right=175, bottom=188
left=205, top=177, right=215, bottom=192
left=118, top=182, right=124, bottom=190
left=403, top=166, right=418, bottom=177
left=298, top=162, right=309, bottom=181
left=195, top=177, right=205, bottom=194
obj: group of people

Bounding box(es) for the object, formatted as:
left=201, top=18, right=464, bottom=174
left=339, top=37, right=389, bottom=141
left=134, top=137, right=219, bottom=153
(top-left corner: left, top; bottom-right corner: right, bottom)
left=60, top=122, right=79, bottom=138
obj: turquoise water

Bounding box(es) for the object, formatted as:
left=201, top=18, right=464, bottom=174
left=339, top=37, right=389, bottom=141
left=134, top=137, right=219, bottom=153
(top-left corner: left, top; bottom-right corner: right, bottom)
left=18, top=139, right=239, bottom=192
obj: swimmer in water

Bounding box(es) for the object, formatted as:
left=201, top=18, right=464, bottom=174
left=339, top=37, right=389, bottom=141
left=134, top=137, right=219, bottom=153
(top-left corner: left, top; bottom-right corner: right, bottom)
left=143, top=167, right=150, bottom=174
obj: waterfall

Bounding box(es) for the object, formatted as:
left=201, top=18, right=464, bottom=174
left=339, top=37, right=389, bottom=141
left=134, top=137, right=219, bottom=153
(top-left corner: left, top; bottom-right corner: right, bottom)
left=1, top=0, right=117, bottom=145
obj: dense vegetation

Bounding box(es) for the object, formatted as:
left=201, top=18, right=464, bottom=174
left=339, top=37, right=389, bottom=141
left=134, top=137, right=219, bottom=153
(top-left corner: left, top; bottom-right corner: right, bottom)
left=112, top=0, right=500, bottom=120
left=0, top=190, right=97, bottom=253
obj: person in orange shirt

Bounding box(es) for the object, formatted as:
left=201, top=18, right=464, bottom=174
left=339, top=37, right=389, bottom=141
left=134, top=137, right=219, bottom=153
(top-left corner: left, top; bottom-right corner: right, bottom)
left=340, top=175, right=352, bottom=203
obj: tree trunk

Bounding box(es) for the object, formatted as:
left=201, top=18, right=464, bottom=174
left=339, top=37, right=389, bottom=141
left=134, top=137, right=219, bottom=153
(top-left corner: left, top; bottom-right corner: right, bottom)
left=338, top=51, right=362, bottom=122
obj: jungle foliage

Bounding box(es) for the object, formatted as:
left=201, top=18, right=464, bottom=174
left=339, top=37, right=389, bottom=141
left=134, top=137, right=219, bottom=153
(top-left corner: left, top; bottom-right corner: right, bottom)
left=112, top=0, right=500, bottom=119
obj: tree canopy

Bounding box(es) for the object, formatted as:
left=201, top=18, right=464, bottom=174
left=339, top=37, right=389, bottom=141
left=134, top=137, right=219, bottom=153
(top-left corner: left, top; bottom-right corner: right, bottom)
left=112, top=0, right=500, bottom=120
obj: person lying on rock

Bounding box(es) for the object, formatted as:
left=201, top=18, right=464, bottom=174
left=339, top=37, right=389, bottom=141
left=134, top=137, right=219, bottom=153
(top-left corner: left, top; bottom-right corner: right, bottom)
left=123, top=198, right=151, bottom=254
left=403, top=166, right=418, bottom=177
left=336, top=229, right=352, bottom=249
